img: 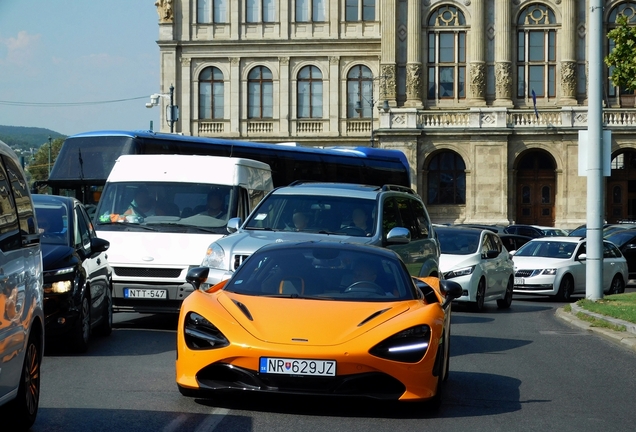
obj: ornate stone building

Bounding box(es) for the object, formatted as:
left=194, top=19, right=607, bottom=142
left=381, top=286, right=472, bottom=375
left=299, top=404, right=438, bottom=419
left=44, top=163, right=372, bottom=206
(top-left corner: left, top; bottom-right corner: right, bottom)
left=156, top=0, right=636, bottom=228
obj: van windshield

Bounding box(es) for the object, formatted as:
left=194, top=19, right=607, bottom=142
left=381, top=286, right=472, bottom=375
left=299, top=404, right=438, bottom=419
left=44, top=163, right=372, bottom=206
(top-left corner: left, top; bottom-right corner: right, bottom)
left=94, top=182, right=234, bottom=234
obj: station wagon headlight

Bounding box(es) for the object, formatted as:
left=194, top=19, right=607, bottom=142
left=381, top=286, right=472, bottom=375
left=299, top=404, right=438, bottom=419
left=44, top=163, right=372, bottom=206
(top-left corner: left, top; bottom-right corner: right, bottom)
left=541, top=268, right=557, bottom=276
left=184, top=312, right=229, bottom=350
left=445, top=266, right=475, bottom=279
left=369, top=325, right=431, bottom=363
left=201, top=243, right=225, bottom=268
left=44, top=280, right=73, bottom=294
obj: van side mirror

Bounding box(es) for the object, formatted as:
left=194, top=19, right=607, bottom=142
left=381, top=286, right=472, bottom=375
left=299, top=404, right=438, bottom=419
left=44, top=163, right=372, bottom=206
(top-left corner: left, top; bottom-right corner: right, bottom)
left=227, top=217, right=241, bottom=234
left=386, top=227, right=411, bottom=244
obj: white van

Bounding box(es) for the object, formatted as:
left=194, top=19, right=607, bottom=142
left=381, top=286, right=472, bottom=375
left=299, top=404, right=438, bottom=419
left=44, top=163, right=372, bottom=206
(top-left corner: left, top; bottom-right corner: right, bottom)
left=93, top=154, right=272, bottom=313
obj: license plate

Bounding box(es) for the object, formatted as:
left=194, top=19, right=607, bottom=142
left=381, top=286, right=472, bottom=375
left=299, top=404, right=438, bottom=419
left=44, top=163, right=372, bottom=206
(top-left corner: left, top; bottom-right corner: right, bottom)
left=259, top=357, right=336, bottom=377
left=514, top=277, right=525, bottom=285
left=123, top=288, right=167, bottom=299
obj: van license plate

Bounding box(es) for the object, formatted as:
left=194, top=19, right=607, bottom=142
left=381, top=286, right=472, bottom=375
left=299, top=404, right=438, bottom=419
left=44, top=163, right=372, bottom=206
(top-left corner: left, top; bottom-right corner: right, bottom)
left=124, top=289, right=167, bottom=299
left=259, top=357, right=336, bottom=376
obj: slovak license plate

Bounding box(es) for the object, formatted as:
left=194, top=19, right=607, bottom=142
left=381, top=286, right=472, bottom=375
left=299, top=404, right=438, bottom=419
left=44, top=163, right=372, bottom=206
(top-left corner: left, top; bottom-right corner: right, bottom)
left=124, top=288, right=167, bottom=299
left=259, top=357, right=336, bottom=377
left=514, top=278, right=524, bottom=285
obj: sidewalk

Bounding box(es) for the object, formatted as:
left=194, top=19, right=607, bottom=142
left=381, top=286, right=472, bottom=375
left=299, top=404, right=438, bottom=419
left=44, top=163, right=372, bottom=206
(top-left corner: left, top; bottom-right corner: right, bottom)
left=555, top=303, right=636, bottom=353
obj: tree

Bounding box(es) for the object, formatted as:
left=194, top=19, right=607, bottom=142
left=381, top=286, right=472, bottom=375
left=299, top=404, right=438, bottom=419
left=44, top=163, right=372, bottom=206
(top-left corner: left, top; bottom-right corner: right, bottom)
left=605, top=14, right=636, bottom=93
left=27, top=138, right=64, bottom=183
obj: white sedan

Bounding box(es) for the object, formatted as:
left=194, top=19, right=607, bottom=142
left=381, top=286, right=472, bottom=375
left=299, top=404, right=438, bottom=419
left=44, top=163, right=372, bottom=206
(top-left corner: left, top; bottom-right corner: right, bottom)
left=511, top=237, right=628, bottom=301
left=437, top=227, right=514, bottom=312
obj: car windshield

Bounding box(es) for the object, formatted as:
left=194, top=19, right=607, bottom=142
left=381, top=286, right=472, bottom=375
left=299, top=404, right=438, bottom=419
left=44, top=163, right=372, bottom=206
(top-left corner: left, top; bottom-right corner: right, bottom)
left=244, top=194, right=376, bottom=237
left=605, top=230, right=636, bottom=247
left=543, top=228, right=568, bottom=236
left=224, top=246, right=416, bottom=301
left=95, top=182, right=234, bottom=234
left=514, top=241, right=577, bottom=258
left=34, top=201, right=70, bottom=246
left=437, top=229, right=481, bottom=255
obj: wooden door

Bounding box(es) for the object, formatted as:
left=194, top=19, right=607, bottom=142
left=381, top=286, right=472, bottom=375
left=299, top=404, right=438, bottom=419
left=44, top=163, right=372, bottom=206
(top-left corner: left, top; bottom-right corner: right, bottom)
left=515, top=151, right=556, bottom=226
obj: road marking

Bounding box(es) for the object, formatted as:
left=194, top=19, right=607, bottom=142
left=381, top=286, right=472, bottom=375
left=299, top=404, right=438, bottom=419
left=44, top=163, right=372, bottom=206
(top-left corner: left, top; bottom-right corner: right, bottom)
left=163, top=414, right=188, bottom=432
left=539, top=330, right=588, bottom=335
left=195, top=408, right=230, bottom=432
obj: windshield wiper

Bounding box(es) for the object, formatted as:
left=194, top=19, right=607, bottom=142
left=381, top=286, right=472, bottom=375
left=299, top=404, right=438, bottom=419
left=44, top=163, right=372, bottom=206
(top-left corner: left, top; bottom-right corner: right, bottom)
left=97, top=222, right=158, bottom=231
left=244, top=226, right=274, bottom=231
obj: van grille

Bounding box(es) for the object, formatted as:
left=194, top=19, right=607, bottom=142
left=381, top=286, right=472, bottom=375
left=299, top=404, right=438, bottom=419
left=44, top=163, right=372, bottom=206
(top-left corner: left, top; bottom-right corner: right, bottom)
left=233, top=255, right=250, bottom=270
left=114, top=267, right=182, bottom=278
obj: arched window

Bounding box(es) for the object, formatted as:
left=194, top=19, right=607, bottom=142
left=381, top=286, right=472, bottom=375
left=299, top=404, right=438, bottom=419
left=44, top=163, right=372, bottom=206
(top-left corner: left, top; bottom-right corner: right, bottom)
left=427, top=5, right=467, bottom=101
left=197, top=0, right=228, bottom=23
left=199, top=67, right=224, bottom=119
left=296, top=0, right=326, bottom=22
left=517, top=4, right=557, bottom=99
left=345, top=0, right=375, bottom=22
left=297, top=66, right=323, bottom=118
left=347, top=65, right=373, bottom=118
left=248, top=66, right=273, bottom=119
left=607, top=2, right=636, bottom=98
left=246, top=0, right=275, bottom=23
left=427, top=151, right=466, bottom=205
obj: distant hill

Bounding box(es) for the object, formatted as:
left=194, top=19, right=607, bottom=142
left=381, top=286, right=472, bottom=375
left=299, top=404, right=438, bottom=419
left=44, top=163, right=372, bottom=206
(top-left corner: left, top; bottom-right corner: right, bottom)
left=0, top=125, right=66, bottom=153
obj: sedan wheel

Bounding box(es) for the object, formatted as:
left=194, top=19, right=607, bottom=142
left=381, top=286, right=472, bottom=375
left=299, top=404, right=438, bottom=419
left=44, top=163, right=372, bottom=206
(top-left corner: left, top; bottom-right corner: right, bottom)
left=608, top=275, right=625, bottom=295
left=72, top=294, right=91, bottom=352
left=471, top=279, right=486, bottom=312
left=94, top=289, right=113, bottom=337
left=497, top=277, right=513, bottom=309
left=557, top=276, right=574, bottom=302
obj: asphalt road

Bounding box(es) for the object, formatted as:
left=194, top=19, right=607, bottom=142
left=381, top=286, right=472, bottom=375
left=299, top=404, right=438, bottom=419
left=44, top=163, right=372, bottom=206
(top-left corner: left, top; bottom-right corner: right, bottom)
left=32, top=292, right=636, bottom=432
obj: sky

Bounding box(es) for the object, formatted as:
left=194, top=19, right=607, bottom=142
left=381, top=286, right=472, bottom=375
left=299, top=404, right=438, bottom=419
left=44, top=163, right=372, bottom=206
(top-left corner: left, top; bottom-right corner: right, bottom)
left=0, top=0, right=161, bottom=136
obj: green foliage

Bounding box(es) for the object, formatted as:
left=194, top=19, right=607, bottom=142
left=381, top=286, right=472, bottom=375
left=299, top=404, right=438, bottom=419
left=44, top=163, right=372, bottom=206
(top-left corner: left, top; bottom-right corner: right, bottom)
left=26, top=138, right=65, bottom=182
left=605, top=14, right=636, bottom=91
left=0, top=125, right=65, bottom=152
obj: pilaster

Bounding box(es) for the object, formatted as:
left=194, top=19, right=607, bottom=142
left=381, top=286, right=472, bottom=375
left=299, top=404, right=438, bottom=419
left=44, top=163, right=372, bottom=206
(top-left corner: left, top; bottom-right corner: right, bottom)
left=405, top=0, right=422, bottom=107
left=559, top=0, right=578, bottom=105
left=493, top=0, right=513, bottom=106
left=468, top=0, right=486, bottom=105
left=279, top=57, right=290, bottom=135
left=229, top=57, right=240, bottom=134
left=381, top=0, right=397, bottom=104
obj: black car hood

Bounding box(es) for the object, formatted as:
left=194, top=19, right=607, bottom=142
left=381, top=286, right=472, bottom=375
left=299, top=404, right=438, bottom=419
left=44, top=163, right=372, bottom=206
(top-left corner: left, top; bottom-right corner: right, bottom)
left=42, top=244, right=79, bottom=271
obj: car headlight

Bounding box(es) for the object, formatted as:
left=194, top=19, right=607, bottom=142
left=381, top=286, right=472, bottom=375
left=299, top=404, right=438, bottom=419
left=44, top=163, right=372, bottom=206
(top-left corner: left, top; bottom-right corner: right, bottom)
left=201, top=243, right=225, bottom=268
left=184, top=312, right=229, bottom=350
left=541, top=268, right=557, bottom=276
left=369, top=325, right=431, bottom=363
left=444, top=265, right=475, bottom=279
left=44, top=280, right=73, bottom=294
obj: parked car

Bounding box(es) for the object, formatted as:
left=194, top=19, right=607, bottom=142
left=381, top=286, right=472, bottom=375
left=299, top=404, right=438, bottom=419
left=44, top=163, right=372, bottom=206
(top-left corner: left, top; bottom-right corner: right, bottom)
left=33, top=195, right=113, bottom=352
left=200, top=182, right=440, bottom=285
left=567, top=223, right=633, bottom=238
left=454, top=224, right=508, bottom=233
left=436, top=226, right=514, bottom=311
left=499, top=234, right=533, bottom=252
left=177, top=241, right=462, bottom=407
left=505, top=224, right=568, bottom=238
left=0, top=140, right=44, bottom=430
left=604, top=228, right=636, bottom=280
left=511, top=236, right=628, bottom=301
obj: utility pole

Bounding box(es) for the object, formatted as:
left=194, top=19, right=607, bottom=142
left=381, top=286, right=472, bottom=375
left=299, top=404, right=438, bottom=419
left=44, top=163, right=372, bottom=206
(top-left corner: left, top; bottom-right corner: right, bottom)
left=48, top=136, right=52, bottom=178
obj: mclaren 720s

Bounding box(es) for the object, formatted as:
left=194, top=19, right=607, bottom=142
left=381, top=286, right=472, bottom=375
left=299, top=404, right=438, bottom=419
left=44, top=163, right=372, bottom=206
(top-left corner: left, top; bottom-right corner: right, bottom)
left=176, top=241, right=461, bottom=408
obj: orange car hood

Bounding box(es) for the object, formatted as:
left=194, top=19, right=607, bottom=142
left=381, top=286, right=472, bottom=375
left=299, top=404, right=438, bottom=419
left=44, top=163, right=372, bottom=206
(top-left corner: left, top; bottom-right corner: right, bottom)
left=218, top=293, right=412, bottom=346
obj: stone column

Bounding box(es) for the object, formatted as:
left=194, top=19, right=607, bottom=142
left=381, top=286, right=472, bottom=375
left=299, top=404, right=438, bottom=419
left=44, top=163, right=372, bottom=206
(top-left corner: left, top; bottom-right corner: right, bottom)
left=329, top=56, right=340, bottom=135
left=180, top=57, right=191, bottom=135
left=494, top=0, right=513, bottom=106
left=380, top=0, right=397, bottom=104
left=405, top=0, right=422, bottom=107
left=229, top=57, right=240, bottom=135
left=279, top=57, right=290, bottom=136
left=560, top=0, right=577, bottom=105
left=469, top=0, right=486, bottom=105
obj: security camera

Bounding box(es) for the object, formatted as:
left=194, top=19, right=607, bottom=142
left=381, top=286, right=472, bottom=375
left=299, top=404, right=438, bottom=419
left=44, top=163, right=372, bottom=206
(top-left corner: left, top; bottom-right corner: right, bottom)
left=145, top=102, right=154, bottom=108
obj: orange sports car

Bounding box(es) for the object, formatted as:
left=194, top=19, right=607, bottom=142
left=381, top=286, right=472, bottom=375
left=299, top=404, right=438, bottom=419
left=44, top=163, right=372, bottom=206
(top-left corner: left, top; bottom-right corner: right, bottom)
left=176, top=241, right=461, bottom=407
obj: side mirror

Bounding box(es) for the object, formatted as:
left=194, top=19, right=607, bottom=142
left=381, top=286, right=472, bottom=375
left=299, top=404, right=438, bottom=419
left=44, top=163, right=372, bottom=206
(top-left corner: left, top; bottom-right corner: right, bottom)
left=386, top=227, right=411, bottom=244
left=90, top=237, right=110, bottom=257
left=577, top=253, right=587, bottom=261
left=227, top=217, right=241, bottom=234
left=186, top=266, right=211, bottom=290
left=486, top=250, right=499, bottom=259
left=440, top=279, right=463, bottom=309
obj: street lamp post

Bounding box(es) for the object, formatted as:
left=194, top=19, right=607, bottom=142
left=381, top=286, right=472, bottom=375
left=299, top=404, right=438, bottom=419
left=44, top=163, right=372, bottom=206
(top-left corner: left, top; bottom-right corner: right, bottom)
left=146, top=84, right=179, bottom=133
left=354, top=76, right=389, bottom=148
left=48, top=136, right=52, bottom=178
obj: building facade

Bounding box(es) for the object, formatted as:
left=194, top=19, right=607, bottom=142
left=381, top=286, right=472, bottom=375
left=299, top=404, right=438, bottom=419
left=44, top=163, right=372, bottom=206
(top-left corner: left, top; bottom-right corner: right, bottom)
left=155, top=0, right=636, bottom=228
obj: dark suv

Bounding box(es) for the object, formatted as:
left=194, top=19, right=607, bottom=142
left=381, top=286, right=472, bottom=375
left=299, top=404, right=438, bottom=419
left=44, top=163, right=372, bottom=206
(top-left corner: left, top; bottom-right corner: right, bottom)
left=201, top=182, right=440, bottom=285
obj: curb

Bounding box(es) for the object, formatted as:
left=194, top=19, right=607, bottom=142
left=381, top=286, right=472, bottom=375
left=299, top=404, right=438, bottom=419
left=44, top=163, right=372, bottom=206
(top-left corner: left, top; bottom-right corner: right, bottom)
left=555, top=305, right=636, bottom=353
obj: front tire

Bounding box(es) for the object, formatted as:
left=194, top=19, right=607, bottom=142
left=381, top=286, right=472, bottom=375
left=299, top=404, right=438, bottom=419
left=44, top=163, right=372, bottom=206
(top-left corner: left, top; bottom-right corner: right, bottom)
left=471, top=279, right=486, bottom=312
left=556, top=275, right=574, bottom=302
left=497, top=277, right=513, bottom=309
left=71, top=294, right=91, bottom=352
left=94, top=288, right=113, bottom=337
left=0, top=331, right=41, bottom=429
left=608, top=275, right=625, bottom=295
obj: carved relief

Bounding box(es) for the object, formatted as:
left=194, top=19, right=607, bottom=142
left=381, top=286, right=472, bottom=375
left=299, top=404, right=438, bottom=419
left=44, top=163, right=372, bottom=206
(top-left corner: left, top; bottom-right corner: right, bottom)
left=181, top=57, right=192, bottom=67
left=495, top=62, right=512, bottom=99
left=470, top=63, right=486, bottom=99
left=561, top=61, right=576, bottom=98
left=155, top=0, right=173, bottom=23
left=279, top=57, right=290, bottom=65
left=329, top=56, right=340, bottom=65
left=229, top=57, right=240, bottom=66
left=406, top=64, right=422, bottom=100
left=381, top=64, right=396, bottom=100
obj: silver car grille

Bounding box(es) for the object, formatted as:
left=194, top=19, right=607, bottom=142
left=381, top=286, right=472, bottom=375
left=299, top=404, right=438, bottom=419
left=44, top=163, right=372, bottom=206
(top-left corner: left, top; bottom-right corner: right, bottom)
left=233, top=254, right=250, bottom=270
